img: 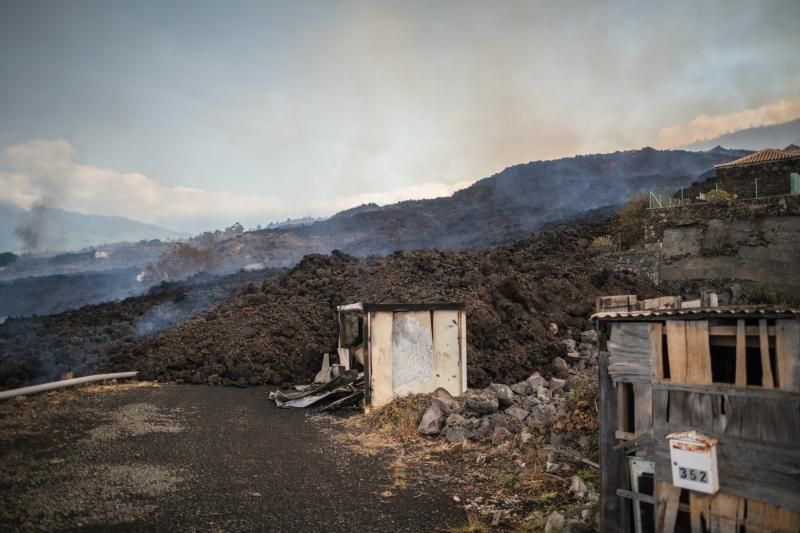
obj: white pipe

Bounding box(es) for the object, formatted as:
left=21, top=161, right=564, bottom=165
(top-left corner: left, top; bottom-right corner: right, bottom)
left=0, top=372, right=139, bottom=401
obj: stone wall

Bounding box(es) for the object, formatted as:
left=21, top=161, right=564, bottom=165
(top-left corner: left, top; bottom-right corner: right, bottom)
left=716, top=158, right=800, bottom=198
left=641, top=196, right=800, bottom=293
left=644, top=195, right=800, bottom=241
left=596, top=248, right=660, bottom=285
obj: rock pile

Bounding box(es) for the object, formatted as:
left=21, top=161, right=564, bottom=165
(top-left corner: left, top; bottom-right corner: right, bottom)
left=417, top=329, right=599, bottom=444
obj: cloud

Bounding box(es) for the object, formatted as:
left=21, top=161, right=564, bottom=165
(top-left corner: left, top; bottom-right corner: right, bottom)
left=0, top=139, right=473, bottom=232
left=657, top=95, right=800, bottom=148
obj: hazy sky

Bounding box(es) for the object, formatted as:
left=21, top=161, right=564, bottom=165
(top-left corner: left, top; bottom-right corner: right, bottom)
left=1, top=0, right=799, bottom=232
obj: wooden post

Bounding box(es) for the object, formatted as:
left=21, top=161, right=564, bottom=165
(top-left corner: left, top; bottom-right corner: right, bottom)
left=735, top=319, right=747, bottom=387
left=759, top=319, right=774, bottom=388
left=599, top=350, right=621, bottom=531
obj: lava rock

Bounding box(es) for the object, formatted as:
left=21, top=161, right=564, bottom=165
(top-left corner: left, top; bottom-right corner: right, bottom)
left=552, top=356, right=569, bottom=373
left=511, top=381, right=532, bottom=396
left=505, top=405, right=529, bottom=421
left=486, top=383, right=514, bottom=407
left=418, top=403, right=445, bottom=435
left=549, top=377, right=566, bottom=393
left=544, top=510, right=565, bottom=533
left=444, top=426, right=473, bottom=444
left=465, top=392, right=499, bottom=415
left=526, top=372, right=545, bottom=389
left=580, top=330, right=598, bottom=344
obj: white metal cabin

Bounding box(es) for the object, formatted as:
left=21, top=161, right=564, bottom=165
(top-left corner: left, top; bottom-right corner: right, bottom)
left=336, top=303, right=467, bottom=410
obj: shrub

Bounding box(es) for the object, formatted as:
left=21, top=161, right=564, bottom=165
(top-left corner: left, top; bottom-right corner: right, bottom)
left=740, top=284, right=800, bottom=306
left=616, top=194, right=648, bottom=248
left=0, top=251, right=17, bottom=267
left=590, top=235, right=614, bottom=254
left=704, top=189, right=736, bottom=206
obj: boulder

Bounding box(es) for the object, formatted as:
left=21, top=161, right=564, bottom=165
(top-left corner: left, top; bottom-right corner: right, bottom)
left=537, top=386, right=552, bottom=403
left=492, top=426, right=513, bottom=445
left=549, top=377, right=566, bottom=393
left=511, top=381, right=532, bottom=396
left=552, top=356, right=569, bottom=373
left=418, top=403, right=445, bottom=435
left=444, top=426, right=473, bottom=444
left=522, top=395, right=542, bottom=411
left=580, top=330, right=598, bottom=344
left=432, top=396, right=460, bottom=414
left=561, top=339, right=577, bottom=352
left=505, top=405, right=529, bottom=421
left=544, top=510, right=565, bottom=533
left=491, top=384, right=515, bottom=407
left=465, top=392, right=499, bottom=415
left=549, top=322, right=559, bottom=335
left=446, top=413, right=466, bottom=428
left=526, top=372, right=545, bottom=389
left=527, top=403, right=558, bottom=427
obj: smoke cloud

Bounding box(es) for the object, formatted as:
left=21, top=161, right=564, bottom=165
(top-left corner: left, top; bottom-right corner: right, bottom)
left=658, top=96, right=800, bottom=148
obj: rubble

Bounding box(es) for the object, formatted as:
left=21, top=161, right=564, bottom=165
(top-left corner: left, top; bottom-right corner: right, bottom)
left=415, top=330, right=599, bottom=444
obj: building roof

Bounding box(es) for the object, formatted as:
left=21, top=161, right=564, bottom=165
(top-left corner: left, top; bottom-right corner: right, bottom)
left=592, top=305, right=799, bottom=321
left=714, top=146, right=800, bottom=169
left=337, top=302, right=465, bottom=313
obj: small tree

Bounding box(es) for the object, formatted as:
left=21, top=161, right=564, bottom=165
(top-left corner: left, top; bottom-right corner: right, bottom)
left=616, top=194, right=648, bottom=249
left=0, top=251, right=17, bottom=267
left=705, top=189, right=736, bottom=206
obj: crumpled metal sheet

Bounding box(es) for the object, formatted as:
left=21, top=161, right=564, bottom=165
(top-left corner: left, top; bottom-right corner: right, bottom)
left=273, top=369, right=363, bottom=409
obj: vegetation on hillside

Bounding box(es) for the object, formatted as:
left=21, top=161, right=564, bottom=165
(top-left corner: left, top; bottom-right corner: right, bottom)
left=616, top=194, right=648, bottom=249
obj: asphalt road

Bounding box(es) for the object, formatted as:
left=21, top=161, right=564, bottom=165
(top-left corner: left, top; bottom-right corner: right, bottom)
left=0, top=384, right=464, bottom=532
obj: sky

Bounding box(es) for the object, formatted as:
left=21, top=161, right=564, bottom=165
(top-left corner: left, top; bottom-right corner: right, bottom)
left=1, top=0, right=799, bottom=233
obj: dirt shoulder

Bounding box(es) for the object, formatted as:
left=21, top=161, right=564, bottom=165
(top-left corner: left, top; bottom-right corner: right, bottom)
left=0, top=383, right=465, bottom=532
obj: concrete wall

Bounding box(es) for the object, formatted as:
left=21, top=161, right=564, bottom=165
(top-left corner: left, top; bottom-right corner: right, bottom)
left=659, top=216, right=800, bottom=293
left=598, top=196, right=800, bottom=294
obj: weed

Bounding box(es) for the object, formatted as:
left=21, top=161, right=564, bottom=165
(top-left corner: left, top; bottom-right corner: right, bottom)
left=450, top=511, right=489, bottom=533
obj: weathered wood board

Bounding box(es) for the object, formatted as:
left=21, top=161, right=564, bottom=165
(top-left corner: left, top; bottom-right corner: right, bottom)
left=608, top=323, right=654, bottom=383
left=652, top=386, right=800, bottom=513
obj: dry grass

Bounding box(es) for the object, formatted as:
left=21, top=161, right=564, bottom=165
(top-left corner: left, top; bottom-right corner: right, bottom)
left=450, top=511, right=489, bottom=533
left=362, top=393, right=428, bottom=437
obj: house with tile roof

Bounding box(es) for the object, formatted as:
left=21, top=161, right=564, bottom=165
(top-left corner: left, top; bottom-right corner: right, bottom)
left=713, top=145, right=800, bottom=198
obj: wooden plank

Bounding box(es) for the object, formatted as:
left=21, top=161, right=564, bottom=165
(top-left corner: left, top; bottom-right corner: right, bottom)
left=759, top=319, right=775, bottom=388
left=657, top=482, right=681, bottom=533
left=710, top=325, right=775, bottom=336
left=745, top=499, right=800, bottom=531
left=735, top=319, right=747, bottom=387
left=666, top=321, right=688, bottom=382
left=685, top=320, right=711, bottom=385
left=653, top=381, right=800, bottom=401
left=776, top=319, right=800, bottom=392
left=652, top=424, right=800, bottom=513
left=708, top=493, right=743, bottom=532
left=689, top=493, right=710, bottom=533
left=652, top=323, right=664, bottom=380
left=598, top=351, right=621, bottom=532
left=634, top=383, right=653, bottom=436
left=608, top=322, right=655, bottom=383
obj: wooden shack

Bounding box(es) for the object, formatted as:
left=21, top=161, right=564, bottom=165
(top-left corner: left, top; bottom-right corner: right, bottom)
left=593, top=295, right=800, bottom=532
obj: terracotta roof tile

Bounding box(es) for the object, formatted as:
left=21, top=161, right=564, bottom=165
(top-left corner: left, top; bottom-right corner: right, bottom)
left=714, top=147, right=800, bottom=169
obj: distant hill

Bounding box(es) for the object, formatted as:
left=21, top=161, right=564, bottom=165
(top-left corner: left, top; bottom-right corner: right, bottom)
left=0, top=202, right=186, bottom=253
left=152, top=146, right=752, bottom=278
left=683, top=118, right=800, bottom=151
